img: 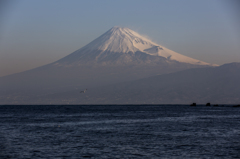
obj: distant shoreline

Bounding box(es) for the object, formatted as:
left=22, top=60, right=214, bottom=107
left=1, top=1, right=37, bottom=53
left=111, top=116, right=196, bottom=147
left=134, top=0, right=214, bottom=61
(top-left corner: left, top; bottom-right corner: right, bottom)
left=0, top=104, right=239, bottom=107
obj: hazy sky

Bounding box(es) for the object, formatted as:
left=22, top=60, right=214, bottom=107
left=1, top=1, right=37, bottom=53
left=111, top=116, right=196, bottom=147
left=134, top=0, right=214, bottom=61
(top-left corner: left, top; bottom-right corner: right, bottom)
left=0, top=0, right=239, bottom=77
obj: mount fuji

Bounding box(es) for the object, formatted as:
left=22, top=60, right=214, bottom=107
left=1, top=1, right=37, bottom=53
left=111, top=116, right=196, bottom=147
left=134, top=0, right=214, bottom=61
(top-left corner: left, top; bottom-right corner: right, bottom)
left=55, top=26, right=213, bottom=66
left=0, top=26, right=217, bottom=104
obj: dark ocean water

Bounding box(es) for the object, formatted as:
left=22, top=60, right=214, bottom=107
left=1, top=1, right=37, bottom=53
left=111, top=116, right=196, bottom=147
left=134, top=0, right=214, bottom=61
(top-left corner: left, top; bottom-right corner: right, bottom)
left=0, top=105, right=239, bottom=159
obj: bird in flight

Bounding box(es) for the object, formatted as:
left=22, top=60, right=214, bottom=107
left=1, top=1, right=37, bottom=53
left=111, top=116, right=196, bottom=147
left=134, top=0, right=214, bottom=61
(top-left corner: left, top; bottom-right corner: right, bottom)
left=80, top=89, right=87, bottom=93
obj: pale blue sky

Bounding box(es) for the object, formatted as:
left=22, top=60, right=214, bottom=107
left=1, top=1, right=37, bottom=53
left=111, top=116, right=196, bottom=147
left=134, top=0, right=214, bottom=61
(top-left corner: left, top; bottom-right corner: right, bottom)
left=0, top=0, right=239, bottom=76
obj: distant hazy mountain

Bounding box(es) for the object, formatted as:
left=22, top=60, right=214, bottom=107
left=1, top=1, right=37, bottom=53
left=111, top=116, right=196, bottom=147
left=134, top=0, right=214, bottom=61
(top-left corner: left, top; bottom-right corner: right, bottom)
left=0, top=26, right=217, bottom=104
left=35, top=63, right=240, bottom=105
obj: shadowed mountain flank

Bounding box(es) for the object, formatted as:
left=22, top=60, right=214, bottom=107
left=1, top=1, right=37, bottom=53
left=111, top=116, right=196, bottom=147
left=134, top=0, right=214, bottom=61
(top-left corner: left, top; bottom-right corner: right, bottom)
left=30, top=63, right=240, bottom=104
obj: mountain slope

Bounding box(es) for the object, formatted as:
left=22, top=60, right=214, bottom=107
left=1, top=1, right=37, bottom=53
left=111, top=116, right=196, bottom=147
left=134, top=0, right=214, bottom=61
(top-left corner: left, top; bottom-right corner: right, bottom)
left=55, top=26, right=214, bottom=66
left=35, top=63, right=240, bottom=105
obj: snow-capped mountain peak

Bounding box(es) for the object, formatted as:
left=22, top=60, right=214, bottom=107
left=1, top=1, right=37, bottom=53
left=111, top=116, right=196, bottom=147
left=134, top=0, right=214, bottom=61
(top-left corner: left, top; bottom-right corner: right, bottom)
left=59, top=26, right=216, bottom=66
left=83, top=26, right=156, bottom=53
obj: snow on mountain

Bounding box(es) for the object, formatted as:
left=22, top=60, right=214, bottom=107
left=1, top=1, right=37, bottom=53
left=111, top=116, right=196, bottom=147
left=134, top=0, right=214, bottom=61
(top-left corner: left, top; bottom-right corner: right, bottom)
left=57, top=26, right=215, bottom=66
left=84, top=26, right=155, bottom=53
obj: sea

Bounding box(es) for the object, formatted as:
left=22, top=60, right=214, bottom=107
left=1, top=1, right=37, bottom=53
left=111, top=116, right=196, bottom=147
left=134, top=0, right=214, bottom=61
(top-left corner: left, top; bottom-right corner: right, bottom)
left=0, top=105, right=239, bottom=159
